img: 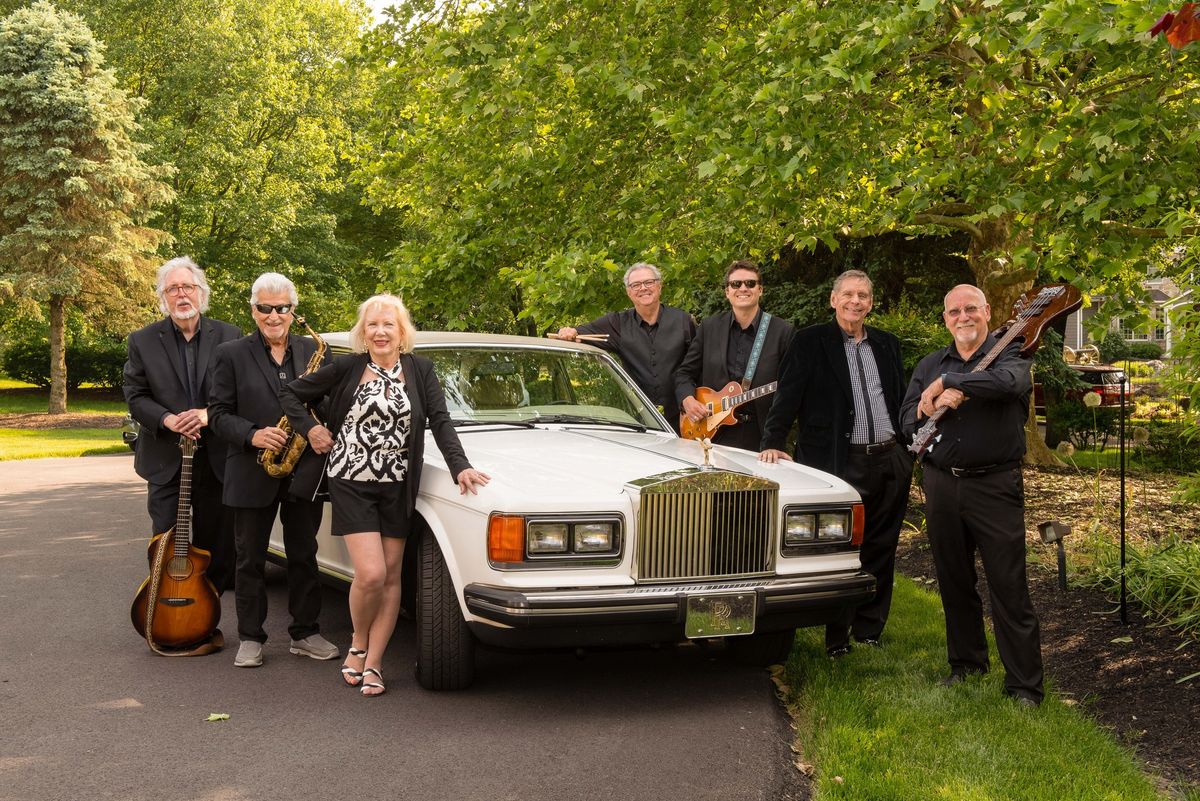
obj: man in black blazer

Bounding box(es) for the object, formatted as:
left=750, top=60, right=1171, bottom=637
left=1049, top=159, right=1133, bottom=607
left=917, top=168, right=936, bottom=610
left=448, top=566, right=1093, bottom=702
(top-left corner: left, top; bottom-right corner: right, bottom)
left=675, top=260, right=794, bottom=451
left=759, top=270, right=913, bottom=656
left=124, top=257, right=241, bottom=593
left=208, top=272, right=337, bottom=669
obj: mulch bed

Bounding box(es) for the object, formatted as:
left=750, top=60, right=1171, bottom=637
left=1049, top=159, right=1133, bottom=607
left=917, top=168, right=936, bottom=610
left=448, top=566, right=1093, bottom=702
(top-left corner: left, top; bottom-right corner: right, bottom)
left=0, top=412, right=124, bottom=429
left=898, top=464, right=1199, bottom=791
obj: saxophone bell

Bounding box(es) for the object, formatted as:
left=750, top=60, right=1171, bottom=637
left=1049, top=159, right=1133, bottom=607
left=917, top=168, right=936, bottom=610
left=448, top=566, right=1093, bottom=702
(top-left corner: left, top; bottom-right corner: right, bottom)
left=259, top=316, right=326, bottom=478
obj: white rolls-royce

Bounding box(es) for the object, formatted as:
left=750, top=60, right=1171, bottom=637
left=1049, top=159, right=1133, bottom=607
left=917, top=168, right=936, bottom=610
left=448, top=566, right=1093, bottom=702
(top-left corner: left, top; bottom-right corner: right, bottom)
left=270, top=332, right=873, bottom=690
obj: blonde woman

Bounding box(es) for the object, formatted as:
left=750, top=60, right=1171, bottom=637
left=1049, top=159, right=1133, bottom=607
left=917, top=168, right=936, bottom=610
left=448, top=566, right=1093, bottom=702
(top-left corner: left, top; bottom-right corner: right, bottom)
left=280, top=294, right=489, bottom=696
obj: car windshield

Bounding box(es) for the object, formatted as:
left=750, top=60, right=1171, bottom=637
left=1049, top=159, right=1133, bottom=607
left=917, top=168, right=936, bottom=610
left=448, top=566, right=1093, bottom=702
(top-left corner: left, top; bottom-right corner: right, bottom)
left=419, top=345, right=669, bottom=431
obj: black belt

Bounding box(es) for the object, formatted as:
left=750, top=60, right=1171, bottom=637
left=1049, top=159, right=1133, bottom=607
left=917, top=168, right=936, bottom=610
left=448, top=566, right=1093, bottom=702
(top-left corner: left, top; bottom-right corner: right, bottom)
left=930, top=460, right=1020, bottom=478
left=848, top=437, right=896, bottom=455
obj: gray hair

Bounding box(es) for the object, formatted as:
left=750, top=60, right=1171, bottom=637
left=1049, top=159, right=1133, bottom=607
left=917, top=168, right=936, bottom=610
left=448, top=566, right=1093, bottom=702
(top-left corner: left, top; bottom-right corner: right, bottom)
left=250, top=272, right=299, bottom=307
left=832, top=269, right=873, bottom=295
left=156, top=256, right=210, bottom=315
left=624, top=262, right=662, bottom=285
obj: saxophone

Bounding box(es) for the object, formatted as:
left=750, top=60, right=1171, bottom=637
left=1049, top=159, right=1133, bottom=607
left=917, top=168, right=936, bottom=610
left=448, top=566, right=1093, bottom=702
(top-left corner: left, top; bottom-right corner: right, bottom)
left=259, top=316, right=326, bottom=478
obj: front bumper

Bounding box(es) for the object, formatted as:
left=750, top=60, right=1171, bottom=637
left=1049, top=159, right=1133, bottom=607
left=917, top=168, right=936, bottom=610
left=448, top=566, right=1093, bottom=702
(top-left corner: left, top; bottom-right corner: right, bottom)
left=464, top=570, right=875, bottom=649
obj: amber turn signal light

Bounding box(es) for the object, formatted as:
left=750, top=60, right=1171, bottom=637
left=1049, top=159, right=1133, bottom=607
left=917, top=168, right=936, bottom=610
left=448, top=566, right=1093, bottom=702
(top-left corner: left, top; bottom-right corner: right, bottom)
left=488, top=514, right=525, bottom=562
left=851, top=503, right=865, bottom=546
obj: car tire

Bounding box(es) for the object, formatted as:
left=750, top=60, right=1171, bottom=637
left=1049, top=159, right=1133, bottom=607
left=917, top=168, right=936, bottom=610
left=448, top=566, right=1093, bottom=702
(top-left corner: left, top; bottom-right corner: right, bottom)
left=415, top=533, right=476, bottom=691
left=726, top=628, right=796, bottom=667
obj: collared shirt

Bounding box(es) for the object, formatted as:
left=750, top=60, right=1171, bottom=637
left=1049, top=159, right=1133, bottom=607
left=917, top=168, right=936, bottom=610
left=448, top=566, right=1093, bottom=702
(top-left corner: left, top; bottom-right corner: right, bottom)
left=900, top=334, right=1033, bottom=470
left=577, top=305, right=696, bottom=415
left=258, top=330, right=295, bottom=388
left=170, top=318, right=201, bottom=408
left=726, top=308, right=764, bottom=386
left=842, top=328, right=895, bottom=445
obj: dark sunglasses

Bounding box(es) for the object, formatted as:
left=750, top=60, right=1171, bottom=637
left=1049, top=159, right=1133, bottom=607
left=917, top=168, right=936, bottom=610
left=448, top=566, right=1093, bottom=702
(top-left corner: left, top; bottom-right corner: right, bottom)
left=253, top=303, right=293, bottom=315
left=726, top=279, right=760, bottom=289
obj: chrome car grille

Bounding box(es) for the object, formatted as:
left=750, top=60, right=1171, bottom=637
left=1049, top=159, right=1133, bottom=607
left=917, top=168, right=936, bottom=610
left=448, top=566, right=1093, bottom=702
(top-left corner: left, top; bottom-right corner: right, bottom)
left=627, top=469, right=778, bottom=582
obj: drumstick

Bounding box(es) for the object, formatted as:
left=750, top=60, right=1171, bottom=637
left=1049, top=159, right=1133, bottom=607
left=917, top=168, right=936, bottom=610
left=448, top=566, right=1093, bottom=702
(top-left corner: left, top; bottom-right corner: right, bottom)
left=546, top=332, right=610, bottom=342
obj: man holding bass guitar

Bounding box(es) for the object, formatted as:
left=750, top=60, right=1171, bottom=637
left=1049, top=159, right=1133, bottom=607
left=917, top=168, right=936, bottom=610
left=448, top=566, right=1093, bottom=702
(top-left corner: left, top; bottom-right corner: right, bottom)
left=759, top=270, right=912, bottom=657
left=675, top=260, right=793, bottom=451
left=900, top=284, right=1044, bottom=708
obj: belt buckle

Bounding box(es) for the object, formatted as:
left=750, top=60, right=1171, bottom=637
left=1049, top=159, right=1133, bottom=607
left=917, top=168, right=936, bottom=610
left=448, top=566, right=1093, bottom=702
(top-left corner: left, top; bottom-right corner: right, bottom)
left=949, top=466, right=967, bottom=478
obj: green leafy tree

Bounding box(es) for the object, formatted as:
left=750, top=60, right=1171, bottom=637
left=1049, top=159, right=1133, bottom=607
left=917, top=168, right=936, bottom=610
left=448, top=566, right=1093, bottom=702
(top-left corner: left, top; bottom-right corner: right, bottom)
left=0, top=1, right=171, bottom=413
left=62, top=0, right=382, bottom=331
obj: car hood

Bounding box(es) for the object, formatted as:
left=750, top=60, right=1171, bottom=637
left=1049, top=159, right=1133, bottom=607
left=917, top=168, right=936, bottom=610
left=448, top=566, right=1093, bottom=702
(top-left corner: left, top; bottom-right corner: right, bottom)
left=426, top=426, right=856, bottom=505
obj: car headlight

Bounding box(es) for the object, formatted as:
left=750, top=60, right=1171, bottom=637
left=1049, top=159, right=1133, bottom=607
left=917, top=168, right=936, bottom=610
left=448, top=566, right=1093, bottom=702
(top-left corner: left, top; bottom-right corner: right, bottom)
left=527, top=522, right=568, bottom=554
left=783, top=511, right=816, bottom=546
left=488, top=514, right=623, bottom=567
left=574, top=522, right=615, bottom=552
left=782, top=507, right=855, bottom=554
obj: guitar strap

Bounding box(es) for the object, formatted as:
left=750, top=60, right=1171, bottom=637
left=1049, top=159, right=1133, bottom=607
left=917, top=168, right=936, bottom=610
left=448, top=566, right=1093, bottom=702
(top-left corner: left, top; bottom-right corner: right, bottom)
left=740, top=312, right=772, bottom=391
left=142, top=529, right=224, bottom=657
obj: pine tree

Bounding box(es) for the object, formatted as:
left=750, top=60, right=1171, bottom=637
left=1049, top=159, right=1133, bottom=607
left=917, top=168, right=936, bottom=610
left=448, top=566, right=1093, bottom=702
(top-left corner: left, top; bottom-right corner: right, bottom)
left=0, top=1, right=171, bottom=413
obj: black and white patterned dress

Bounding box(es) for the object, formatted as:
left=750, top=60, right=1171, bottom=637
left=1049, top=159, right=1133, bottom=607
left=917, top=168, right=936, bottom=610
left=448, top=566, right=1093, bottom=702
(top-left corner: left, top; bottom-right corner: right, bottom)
left=327, top=362, right=411, bottom=482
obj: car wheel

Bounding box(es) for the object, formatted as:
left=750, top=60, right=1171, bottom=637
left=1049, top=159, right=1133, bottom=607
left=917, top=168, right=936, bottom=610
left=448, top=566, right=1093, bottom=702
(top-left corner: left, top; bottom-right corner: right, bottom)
left=726, top=628, right=796, bottom=667
left=415, top=533, right=476, bottom=691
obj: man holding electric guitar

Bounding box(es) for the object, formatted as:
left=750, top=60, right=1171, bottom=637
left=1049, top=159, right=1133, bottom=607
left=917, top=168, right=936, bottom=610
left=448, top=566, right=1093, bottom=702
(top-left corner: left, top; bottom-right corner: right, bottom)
left=675, top=260, right=794, bottom=451
left=759, top=270, right=912, bottom=657
left=900, top=284, right=1045, bottom=708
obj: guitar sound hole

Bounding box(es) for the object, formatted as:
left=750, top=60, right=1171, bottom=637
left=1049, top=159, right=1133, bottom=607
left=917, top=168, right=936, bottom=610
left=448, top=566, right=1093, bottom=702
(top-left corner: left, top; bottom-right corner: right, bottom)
left=166, top=557, right=193, bottom=580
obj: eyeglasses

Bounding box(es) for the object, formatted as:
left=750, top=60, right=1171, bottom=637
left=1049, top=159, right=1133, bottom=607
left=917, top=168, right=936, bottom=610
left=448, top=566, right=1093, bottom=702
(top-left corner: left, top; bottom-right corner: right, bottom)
left=726, top=279, right=760, bottom=289
left=626, top=279, right=661, bottom=291
left=253, top=303, right=294, bottom=315
left=163, top=284, right=199, bottom=296
left=943, top=304, right=983, bottom=319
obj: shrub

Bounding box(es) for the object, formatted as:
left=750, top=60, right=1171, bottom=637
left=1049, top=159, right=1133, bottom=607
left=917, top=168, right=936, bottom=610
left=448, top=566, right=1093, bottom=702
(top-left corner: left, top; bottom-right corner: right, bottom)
left=1098, top=330, right=1130, bottom=364
left=1049, top=399, right=1122, bottom=451
left=1, top=333, right=126, bottom=389
left=869, top=301, right=951, bottom=377
left=1126, top=341, right=1163, bottom=360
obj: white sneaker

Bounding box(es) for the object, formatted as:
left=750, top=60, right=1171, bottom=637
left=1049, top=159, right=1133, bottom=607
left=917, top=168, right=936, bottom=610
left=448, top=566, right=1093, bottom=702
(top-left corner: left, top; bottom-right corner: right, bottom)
left=289, top=633, right=339, bottom=660
left=234, top=640, right=263, bottom=668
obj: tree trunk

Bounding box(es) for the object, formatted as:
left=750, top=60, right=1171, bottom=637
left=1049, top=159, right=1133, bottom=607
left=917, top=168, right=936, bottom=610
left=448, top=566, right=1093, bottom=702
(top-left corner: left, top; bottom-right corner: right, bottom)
left=966, top=217, right=1061, bottom=466
left=48, top=295, right=68, bottom=415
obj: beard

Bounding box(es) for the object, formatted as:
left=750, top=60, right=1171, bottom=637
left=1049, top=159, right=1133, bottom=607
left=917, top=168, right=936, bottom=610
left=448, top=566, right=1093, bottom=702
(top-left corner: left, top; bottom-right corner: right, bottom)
left=172, top=306, right=199, bottom=321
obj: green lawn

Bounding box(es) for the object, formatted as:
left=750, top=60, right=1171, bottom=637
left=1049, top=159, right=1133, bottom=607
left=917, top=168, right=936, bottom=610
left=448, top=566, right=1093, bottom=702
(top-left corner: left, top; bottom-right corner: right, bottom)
left=0, top=428, right=128, bottom=460
left=780, top=578, right=1173, bottom=801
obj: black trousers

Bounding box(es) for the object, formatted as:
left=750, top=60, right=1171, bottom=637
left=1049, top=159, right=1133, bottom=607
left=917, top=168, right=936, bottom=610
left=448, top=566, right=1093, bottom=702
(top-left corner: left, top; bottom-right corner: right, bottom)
left=712, top=415, right=762, bottom=452
left=923, top=465, right=1044, bottom=702
left=145, top=448, right=235, bottom=593
left=232, top=482, right=324, bottom=643
left=826, top=444, right=913, bottom=649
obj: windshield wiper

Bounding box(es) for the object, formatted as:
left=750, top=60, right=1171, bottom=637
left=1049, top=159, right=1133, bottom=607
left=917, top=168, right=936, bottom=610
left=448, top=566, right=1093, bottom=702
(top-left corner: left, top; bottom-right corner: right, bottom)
left=533, top=414, right=648, bottom=432
left=452, top=419, right=536, bottom=429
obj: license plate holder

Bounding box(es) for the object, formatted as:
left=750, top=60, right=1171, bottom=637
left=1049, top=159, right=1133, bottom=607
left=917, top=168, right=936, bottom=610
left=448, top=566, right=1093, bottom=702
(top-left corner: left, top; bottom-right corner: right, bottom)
left=684, top=591, right=756, bottom=638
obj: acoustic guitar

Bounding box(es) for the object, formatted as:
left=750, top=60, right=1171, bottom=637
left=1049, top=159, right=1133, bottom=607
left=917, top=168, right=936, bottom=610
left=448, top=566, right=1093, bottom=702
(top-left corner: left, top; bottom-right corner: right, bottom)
left=130, top=437, right=221, bottom=649
left=908, top=283, right=1082, bottom=457
left=679, top=381, right=778, bottom=442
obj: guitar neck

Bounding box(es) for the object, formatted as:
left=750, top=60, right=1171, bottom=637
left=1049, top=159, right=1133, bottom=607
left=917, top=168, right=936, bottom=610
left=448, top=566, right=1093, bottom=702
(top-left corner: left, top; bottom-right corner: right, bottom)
left=719, top=381, right=778, bottom=412
left=174, top=440, right=194, bottom=556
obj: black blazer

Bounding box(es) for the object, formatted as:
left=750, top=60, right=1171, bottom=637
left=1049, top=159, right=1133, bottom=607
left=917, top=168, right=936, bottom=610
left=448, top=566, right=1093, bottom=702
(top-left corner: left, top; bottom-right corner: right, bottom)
left=123, top=315, right=242, bottom=484
left=208, top=332, right=327, bottom=507
left=760, top=320, right=906, bottom=476
left=674, top=309, right=795, bottom=429
left=279, top=352, right=474, bottom=516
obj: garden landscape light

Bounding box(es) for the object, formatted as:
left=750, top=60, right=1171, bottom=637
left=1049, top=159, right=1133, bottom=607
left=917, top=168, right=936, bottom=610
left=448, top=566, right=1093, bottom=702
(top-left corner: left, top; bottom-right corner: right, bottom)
left=1037, top=520, right=1072, bottom=591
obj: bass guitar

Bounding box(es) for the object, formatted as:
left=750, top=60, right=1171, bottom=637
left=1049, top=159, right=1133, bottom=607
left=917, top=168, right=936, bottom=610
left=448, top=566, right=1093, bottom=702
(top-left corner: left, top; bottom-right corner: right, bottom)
left=680, top=381, right=778, bottom=442
left=908, top=283, right=1082, bottom=457
left=130, top=437, right=222, bottom=650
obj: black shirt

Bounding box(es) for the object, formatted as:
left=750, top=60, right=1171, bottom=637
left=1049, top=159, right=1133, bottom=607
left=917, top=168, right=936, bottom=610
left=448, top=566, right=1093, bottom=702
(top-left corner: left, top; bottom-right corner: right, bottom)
left=900, top=333, right=1032, bottom=470
left=725, top=308, right=764, bottom=386
left=258, top=331, right=296, bottom=388
left=170, top=318, right=202, bottom=409
left=577, top=305, right=696, bottom=420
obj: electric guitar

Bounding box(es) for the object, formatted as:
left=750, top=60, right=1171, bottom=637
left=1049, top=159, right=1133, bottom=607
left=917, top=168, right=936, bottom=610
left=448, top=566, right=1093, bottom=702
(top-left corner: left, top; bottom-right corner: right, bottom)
left=680, top=381, right=778, bottom=442
left=908, top=283, right=1082, bottom=457
left=130, top=437, right=221, bottom=649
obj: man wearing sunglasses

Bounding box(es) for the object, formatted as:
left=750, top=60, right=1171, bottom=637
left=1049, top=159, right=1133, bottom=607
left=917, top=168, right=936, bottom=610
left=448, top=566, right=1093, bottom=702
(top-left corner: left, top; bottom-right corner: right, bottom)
left=555, top=262, right=696, bottom=432
left=124, top=257, right=242, bottom=596
left=675, top=259, right=794, bottom=451
left=208, top=272, right=337, bottom=668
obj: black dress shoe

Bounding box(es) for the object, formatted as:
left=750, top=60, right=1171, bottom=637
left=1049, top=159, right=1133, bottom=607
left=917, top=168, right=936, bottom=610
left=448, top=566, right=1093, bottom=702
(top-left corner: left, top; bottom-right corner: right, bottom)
left=939, top=668, right=985, bottom=687
left=855, top=637, right=882, bottom=648
left=826, top=644, right=852, bottom=658
left=1013, top=695, right=1040, bottom=709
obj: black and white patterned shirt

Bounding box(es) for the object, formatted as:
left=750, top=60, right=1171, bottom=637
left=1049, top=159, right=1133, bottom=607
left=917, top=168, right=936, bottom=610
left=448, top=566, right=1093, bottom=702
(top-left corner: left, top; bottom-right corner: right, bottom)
left=327, top=362, right=411, bottom=482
